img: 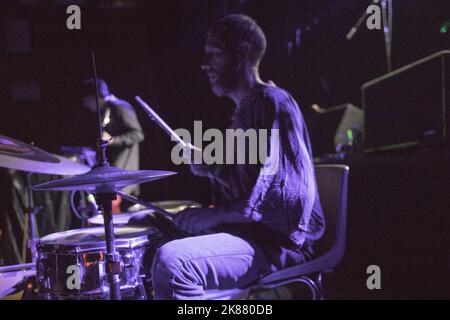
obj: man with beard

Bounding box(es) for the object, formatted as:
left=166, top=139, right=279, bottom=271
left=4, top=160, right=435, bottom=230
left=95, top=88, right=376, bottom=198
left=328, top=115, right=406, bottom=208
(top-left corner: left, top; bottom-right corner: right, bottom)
left=149, top=14, right=325, bottom=299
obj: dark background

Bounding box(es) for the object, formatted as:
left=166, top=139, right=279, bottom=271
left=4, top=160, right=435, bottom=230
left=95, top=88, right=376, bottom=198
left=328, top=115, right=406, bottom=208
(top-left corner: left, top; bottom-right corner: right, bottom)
left=0, top=0, right=448, bottom=204
left=0, top=0, right=449, bottom=299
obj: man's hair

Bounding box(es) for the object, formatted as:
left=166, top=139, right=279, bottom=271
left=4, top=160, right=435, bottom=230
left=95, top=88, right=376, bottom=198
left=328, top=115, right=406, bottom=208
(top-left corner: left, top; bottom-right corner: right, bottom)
left=81, top=78, right=110, bottom=98
left=210, top=14, right=267, bottom=68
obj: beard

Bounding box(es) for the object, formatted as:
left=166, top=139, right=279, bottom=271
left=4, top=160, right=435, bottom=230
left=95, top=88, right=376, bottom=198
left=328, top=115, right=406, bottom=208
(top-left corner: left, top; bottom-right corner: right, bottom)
left=211, top=82, right=229, bottom=97
left=209, top=63, right=240, bottom=97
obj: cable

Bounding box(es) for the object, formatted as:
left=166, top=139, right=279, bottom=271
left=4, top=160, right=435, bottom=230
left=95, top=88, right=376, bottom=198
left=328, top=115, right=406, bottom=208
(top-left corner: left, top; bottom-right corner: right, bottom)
left=70, top=190, right=84, bottom=221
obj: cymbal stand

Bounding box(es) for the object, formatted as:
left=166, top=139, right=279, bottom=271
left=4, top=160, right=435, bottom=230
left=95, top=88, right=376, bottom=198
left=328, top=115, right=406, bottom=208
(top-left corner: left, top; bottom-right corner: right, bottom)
left=91, top=50, right=122, bottom=300
left=96, top=191, right=122, bottom=300
left=26, top=173, right=41, bottom=265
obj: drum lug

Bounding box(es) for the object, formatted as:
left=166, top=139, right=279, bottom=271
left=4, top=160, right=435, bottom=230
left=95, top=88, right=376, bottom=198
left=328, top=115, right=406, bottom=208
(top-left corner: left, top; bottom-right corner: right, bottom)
left=106, top=253, right=123, bottom=274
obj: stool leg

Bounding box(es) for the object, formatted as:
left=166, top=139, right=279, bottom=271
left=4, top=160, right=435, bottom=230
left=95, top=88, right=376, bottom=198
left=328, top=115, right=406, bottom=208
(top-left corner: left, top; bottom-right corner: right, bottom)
left=316, top=273, right=326, bottom=300
left=296, top=277, right=320, bottom=300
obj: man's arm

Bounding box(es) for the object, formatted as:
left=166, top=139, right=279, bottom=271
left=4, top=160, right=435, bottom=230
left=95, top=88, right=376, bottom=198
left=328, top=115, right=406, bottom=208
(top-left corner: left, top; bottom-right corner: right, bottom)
left=185, top=148, right=232, bottom=191
left=173, top=204, right=253, bottom=235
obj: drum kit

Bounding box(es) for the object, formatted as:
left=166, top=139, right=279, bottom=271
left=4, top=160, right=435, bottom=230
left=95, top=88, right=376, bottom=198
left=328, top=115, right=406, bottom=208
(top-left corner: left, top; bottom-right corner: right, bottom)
left=0, top=53, right=202, bottom=300
left=0, top=133, right=196, bottom=300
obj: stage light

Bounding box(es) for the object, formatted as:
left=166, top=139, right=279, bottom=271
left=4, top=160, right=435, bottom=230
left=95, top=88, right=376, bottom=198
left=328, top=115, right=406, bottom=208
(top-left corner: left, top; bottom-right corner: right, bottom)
left=440, top=21, right=450, bottom=34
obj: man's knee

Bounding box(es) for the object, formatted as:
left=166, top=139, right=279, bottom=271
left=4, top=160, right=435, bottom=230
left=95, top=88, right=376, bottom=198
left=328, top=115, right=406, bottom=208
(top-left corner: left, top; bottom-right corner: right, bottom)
left=151, top=239, right=187, bottom=278
left=151, top=239, right=204, bottom=299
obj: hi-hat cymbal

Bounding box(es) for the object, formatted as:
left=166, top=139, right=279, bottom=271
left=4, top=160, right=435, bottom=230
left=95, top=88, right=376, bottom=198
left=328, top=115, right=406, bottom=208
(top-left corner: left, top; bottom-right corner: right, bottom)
left=0, top=135, right=90, bottom=176
left=88, top=210, right=152, bottom=226
left=31, top=165, right=177, bottom=193
left=127, top=200, right=202, bottom=214
left=150, top=200, right=202, bottom=214
left=88, top=201, right=202, bottom=226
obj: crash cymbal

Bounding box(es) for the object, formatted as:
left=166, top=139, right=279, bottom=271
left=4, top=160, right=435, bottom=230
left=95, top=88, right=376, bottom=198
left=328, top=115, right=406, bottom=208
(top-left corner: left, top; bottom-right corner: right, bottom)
left=0, top=135, right=90, bottom=175
left=31, top=165, right=177, bottom=193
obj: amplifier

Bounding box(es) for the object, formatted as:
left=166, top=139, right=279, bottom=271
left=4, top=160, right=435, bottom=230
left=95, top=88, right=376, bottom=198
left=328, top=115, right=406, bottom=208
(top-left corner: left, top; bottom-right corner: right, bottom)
left=306, top=103, right=363, bottom=156
left=361, top=50, right=449, bottom=151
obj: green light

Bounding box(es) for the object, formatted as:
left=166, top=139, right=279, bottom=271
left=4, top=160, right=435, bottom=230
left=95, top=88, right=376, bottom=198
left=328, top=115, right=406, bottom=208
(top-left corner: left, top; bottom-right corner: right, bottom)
left=440, top=21, right=450, bottom=34
left=347, top=129, right=354, bottom=141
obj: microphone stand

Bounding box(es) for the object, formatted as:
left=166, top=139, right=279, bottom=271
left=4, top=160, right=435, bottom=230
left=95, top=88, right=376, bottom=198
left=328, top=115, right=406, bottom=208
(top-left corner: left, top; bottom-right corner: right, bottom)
left=346, top=9, right=369, bottom=40
left=346, top=0, right=393, bottom=72
left=381, top=0, right=393, bottom=72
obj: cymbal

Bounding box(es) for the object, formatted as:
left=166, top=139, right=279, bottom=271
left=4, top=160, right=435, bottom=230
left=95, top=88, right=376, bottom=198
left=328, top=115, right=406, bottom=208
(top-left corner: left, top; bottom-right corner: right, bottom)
left=0, top=135, right=91, bottom=176
left=89, top=201, right=202, bottom=226
left=150, top=200, right=202, bottom=214
left=127, top=200, right=202, bottom=214
left=31, top=165, right=177, bottom=193
left=88, top=210, right=153, bottom=226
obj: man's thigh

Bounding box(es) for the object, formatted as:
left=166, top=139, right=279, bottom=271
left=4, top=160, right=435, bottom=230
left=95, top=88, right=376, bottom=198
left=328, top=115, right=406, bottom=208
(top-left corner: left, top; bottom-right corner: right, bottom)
left=151, top=232, right=271, bottom=299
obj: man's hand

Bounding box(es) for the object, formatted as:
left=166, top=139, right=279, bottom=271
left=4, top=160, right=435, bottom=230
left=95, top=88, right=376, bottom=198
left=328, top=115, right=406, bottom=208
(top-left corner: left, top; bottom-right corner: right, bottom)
left=173, top=207, right=224, bottom=235
left=128, top=210, right=153, bottom=227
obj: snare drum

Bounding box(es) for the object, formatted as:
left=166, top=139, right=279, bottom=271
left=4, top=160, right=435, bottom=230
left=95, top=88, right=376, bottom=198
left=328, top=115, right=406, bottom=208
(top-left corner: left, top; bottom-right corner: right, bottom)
left=36, top=226, right=160, bottom=300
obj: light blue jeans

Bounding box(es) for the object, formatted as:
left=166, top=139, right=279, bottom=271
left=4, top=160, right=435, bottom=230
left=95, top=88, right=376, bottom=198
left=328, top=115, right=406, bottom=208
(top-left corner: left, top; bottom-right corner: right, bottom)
left=151, top=232, right=273, bottom=300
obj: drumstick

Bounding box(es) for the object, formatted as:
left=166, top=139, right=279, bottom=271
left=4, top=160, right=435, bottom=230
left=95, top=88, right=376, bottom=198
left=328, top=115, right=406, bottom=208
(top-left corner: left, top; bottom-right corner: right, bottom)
left=135, top=96, right=201, bottom=152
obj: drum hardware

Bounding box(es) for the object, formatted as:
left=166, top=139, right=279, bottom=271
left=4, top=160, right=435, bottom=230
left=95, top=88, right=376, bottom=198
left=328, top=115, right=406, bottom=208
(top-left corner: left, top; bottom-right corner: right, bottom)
left=60, top=146, right=97, bottom=168
left=31, top=166, right=177, bottom=300
left=148, top=200, right=202, bottom=214
left=88, top=211, right=147, bottom=226
left=98, top=192, right=121, bottom=300
left=0, top=121, right=177, bottom=301
left=31, top=51, right=177, bottom=300
left=87, top=200, right=202, bottom=227
left=1, top=57, right=186, bottom=300
left=0, top=263, right=35, bottom=273
left=0, top=263, right=36, bottom=299
left=31, top=165, right=176, bottom=193
left=0, top=135, right=91, bottom=176
left=70, top=191, right=96, bottom=228
left=0, top=135, right=91, bottom=266
left=36, top=227, right=160, bottom=300
left=25, top=173, right=40, bottom=264
left=117, top=191, right=175, bottom=221
left=117, top=191, right=190, bottom=239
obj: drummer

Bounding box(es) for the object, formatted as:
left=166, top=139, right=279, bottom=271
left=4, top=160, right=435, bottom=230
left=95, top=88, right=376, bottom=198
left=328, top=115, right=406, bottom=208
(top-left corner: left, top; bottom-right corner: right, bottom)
left=80, top=78, right=145, bottom=211
left=148, top=14, right=325, bottom=299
